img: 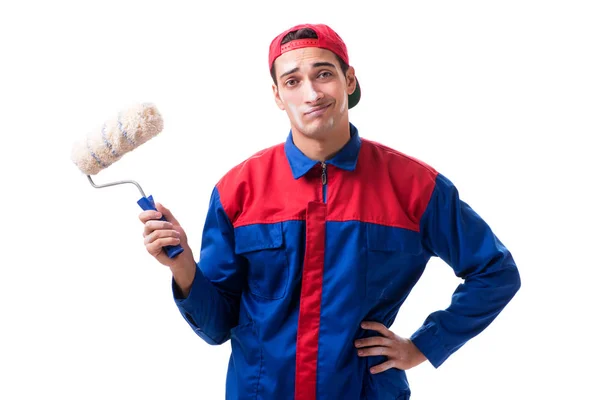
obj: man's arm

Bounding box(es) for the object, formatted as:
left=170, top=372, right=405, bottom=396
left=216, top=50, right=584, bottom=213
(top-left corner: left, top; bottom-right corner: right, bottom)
left=172, top=186, right=247, bottom=346
left=410, top=173, right=521, bottom=368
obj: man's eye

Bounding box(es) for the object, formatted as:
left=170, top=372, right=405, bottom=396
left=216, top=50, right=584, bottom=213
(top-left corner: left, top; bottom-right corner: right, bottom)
left=319, top=72, right=332, bottom=78
left=285, top=79, right=298, bottom=87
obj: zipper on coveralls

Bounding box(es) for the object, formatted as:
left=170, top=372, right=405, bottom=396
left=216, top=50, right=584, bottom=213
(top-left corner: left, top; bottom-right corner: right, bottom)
left=321, top=162, right=327, bottom=202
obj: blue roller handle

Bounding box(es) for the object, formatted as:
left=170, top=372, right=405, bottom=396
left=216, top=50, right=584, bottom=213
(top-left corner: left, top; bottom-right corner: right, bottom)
left=137, top=195, right=184, bottom=258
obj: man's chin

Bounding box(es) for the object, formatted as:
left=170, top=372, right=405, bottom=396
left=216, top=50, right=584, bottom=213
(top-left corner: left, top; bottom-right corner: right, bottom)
left=300, top=119, right=335, bottom=138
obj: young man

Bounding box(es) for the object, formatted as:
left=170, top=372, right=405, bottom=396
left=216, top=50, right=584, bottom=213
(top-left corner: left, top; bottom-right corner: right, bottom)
left=139, top=23, right=521, bottom=400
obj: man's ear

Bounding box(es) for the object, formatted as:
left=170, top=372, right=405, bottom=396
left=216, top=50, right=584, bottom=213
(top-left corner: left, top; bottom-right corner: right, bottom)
left=346, top=66, right=357, bottom=95
left=272, top=83, right=286, bottom=110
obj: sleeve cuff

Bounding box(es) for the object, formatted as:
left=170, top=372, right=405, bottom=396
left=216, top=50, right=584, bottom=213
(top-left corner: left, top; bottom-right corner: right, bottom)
left=410, top=323, right=451, bottom=369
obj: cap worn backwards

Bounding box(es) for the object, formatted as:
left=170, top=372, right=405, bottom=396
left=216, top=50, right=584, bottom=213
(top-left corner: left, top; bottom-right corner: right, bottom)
left=268, top=23, right=361, bottom=109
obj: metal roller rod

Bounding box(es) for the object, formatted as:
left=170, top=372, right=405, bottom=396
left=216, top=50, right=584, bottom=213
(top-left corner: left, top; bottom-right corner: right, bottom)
left=87, top=175, right=146, bottom=198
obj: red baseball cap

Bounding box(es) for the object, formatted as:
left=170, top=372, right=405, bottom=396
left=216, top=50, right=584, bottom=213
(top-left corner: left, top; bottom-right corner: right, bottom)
left=269, top=23, right=361, bottom=109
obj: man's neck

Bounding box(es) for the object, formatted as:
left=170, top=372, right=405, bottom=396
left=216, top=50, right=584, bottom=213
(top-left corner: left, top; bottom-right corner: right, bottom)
left=291, top=123, right=351, bottom=162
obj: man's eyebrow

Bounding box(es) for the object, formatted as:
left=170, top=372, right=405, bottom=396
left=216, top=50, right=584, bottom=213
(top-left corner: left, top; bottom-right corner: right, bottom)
left=280, top=67, right=299, bottom=79
left=312, top=62, right=336, bottom=69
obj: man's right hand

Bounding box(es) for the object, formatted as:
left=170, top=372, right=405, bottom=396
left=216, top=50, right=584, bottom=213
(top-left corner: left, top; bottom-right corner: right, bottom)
left=139, top=203, right=197, bottom=296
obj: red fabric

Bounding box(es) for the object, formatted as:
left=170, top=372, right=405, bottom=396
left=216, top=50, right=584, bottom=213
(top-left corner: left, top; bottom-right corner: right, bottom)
left=294, top=201, right=327, bottom=400
left=217, top=144, right=322, bottom=228
left=327, top=139, right=438, bottom=231
left=216, top=140, right=437, bottom=231
left=269, top=23, right=349, bottom=70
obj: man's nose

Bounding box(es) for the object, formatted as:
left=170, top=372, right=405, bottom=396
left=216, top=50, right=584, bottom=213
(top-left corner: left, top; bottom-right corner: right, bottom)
left=303, top=81, right=322, bottom=103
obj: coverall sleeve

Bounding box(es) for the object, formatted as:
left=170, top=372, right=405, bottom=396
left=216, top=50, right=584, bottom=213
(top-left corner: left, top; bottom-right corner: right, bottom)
left=172, top=186, right=246, bottom=345
left=410, top=173, right=521, bottom=368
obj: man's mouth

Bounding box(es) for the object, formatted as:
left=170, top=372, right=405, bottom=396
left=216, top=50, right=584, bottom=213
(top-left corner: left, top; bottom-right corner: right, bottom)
left=305, top=103, right=332, bottom=116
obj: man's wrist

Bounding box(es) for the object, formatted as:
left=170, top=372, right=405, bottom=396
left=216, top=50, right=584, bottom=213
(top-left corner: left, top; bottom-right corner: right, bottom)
left=170, top=256, right=196, bottom=298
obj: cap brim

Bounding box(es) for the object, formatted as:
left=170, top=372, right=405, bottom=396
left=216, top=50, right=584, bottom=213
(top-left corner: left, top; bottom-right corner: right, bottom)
left=348, top=78, right=361, bottom=109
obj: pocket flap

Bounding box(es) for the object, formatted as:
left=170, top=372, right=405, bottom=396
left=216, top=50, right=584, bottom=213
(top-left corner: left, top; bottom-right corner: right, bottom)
left=367, top=224, right=423, bottom=254
left=234, top=222, right=284, bottom=254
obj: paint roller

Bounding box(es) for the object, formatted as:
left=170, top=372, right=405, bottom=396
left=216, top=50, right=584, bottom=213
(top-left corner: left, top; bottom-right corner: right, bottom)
left=71, top=102, right=184, bottom=258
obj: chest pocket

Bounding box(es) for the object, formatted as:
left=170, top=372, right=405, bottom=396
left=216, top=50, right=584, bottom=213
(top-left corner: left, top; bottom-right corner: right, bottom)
left=366, top=224, right=424, bottom=300
left=234, top=222, right=289, bottom=300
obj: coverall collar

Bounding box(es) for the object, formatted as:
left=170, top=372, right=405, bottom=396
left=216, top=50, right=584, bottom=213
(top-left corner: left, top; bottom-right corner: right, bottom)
left=284, top=122, right=362, bottom=179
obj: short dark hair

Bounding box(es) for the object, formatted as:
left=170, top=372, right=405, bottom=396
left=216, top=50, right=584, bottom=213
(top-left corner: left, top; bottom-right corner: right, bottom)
left=270, top=28, right=350, bottom=85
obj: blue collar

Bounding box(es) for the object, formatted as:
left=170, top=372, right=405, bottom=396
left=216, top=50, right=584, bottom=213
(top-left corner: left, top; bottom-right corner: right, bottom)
left=284, top=123, right=362, bottom=179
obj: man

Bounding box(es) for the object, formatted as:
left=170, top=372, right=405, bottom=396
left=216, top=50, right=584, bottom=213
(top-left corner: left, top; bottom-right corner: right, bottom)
left=139, top=23, right=521, bottom=400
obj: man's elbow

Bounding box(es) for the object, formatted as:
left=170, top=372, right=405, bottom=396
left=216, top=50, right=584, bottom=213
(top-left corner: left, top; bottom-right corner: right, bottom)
left=508, top=263, right=521, bottom=297
left=499, top=253, right=521, bottom=302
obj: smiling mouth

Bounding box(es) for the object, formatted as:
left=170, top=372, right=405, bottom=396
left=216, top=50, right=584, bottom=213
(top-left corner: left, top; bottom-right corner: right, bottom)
left=305, top=103, right=331, bottom=115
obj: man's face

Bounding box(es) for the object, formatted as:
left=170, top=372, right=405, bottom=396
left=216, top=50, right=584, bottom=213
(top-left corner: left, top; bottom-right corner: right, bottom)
left=272, top=47, right=356, bottom=140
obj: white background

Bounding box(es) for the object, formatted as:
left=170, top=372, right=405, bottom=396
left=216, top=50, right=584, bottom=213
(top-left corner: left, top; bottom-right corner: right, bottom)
left=1, top=1, right=598, bottom=399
